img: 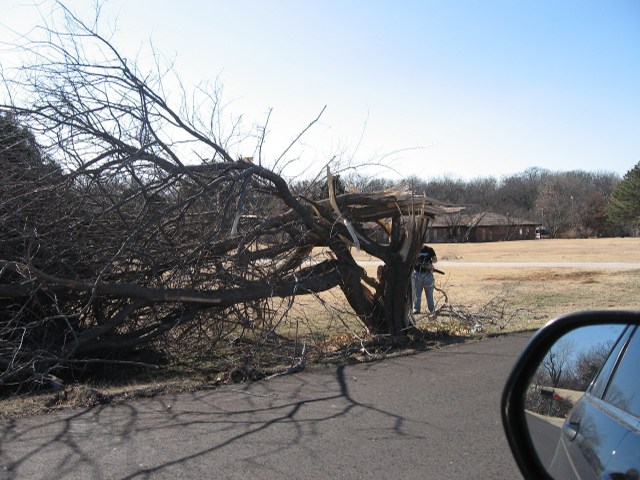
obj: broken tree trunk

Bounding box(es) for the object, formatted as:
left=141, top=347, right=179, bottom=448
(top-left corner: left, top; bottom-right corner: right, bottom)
left=318, top=180, right=453, bottom=337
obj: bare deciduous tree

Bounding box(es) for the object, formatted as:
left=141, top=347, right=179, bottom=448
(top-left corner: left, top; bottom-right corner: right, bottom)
left=539, top=338, right=575, bottom=388
left=0, top=3, right=459, bottom=388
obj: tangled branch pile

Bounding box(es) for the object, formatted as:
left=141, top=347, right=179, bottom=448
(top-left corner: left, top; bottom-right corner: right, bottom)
left=0, top=5, right=462, bottom=390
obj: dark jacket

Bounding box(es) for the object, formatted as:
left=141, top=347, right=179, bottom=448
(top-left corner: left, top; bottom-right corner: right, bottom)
left=414, top=245, right=437, bottom=273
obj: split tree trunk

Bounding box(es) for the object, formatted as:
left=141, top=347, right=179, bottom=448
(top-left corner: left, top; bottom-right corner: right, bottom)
left=331, top=212, right=430, bottom=338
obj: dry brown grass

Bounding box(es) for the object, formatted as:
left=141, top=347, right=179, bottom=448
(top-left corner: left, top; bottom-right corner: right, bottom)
left=425, top=238, right=640, bottom=329
left=351, top=237, right=640, bottom=263
left=302, top=238, right=640, bottom=334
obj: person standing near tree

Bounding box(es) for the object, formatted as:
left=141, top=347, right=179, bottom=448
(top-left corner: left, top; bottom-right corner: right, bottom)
left=412, top=244, right=438, bottom=314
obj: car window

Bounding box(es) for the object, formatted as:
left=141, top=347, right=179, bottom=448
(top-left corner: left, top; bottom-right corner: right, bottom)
left=602, top=327, right=640, bottom=418
left=589, top=326, right=634, bottom=398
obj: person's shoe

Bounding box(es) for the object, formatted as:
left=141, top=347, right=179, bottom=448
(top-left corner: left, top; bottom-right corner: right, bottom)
left=412, top=309, right=420, bottom=314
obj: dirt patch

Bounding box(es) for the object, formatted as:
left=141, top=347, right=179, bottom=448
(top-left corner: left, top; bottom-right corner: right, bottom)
left=45, top=385, right=107, bottom=409
left=484, top=269, right=603, bottom=282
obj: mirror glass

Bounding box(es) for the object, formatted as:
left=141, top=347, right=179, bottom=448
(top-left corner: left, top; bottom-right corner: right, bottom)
left=522, top=323, right=640, bottom=479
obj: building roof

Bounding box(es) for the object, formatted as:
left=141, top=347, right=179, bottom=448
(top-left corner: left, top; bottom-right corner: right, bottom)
left=431, top=212, right=537, bottom=228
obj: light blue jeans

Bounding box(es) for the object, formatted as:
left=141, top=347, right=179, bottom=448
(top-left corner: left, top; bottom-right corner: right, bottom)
left=412, top=271, right=435, bottom=313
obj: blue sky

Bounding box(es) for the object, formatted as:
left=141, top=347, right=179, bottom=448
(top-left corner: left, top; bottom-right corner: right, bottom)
left=2, top=0, right=639, bottom=181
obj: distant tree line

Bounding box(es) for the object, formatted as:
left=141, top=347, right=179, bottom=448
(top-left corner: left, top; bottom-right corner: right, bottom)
left=306, top=164, right=639, bottom=238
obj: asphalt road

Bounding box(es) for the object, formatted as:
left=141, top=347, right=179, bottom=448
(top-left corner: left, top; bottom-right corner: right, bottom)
left=1, top=333, right=533, bottom=480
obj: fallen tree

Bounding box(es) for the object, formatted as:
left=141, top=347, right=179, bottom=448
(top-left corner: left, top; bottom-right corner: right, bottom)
left=0, top=4, right=460, bottom=387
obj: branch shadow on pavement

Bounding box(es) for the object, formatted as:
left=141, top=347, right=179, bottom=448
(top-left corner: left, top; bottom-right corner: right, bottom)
left=1, top=363, right=438, bottom=479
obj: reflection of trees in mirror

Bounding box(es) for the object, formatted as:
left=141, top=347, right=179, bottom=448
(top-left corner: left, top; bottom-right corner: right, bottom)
left=524, top=325, right=625, bottom=419
left=573, top=342, right=615, bottom=391
left=539, top=337, right=575, bottom=388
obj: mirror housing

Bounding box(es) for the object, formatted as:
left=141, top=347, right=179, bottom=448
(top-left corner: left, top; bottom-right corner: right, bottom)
left=501, top=310, right=640, bottom=480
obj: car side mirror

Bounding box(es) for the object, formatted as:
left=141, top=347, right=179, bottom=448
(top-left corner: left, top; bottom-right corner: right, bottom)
left=501, top=310, right=640, bottom=480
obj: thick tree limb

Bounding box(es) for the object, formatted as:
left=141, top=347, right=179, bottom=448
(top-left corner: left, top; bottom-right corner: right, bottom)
left=0, top=259, right=343, bottom=307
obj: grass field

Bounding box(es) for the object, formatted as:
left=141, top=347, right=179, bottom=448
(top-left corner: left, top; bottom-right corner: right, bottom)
left=420, top=238, right=640, bottom=330
left=352, top=237, right=640, bottom=263
left=297, top=237, right=640, bottom=335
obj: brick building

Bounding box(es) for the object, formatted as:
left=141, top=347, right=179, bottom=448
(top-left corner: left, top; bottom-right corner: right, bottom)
left=427, top=212, right=537, bottom=243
